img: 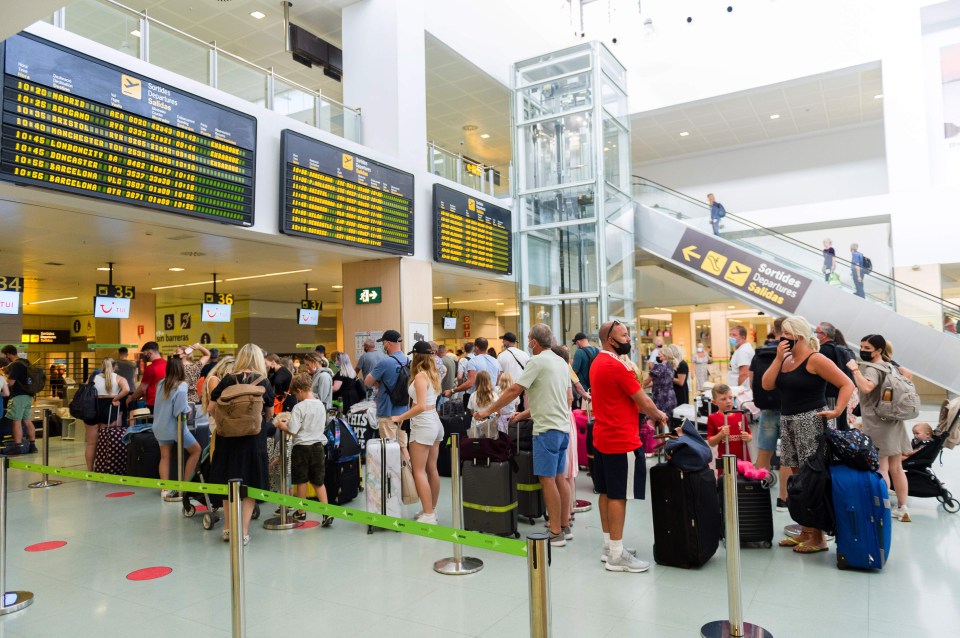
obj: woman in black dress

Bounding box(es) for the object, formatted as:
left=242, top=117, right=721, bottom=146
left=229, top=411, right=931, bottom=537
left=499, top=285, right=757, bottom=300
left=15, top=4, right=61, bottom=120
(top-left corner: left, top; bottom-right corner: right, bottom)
left=209, top=344, right=274, bottom=546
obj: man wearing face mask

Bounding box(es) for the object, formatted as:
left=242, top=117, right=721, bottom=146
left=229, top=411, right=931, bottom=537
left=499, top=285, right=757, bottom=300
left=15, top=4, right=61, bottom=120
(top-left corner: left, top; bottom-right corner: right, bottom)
left=692, top=343, right=712, bottom=390
left=727, top=325, right=754, bottom=389
left=588, top=320, right=667, bottom=572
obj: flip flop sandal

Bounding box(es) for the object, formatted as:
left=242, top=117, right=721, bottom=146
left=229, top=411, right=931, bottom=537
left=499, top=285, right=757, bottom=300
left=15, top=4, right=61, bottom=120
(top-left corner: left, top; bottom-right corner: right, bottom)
left=793, top=544, right=828, bottom=554
left=778, top=537, right=802, bottom=547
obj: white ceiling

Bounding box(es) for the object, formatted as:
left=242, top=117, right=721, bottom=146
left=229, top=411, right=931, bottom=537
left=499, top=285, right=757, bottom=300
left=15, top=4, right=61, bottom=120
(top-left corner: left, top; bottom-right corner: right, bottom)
left=631, top=63, right=885, bottom=164
left=424, top=33, right=512, bottom=169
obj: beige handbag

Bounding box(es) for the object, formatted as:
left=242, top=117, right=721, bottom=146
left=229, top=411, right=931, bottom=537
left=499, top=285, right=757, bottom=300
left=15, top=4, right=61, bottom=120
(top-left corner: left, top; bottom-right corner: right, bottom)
left=400, top=459, right=418, bottom=505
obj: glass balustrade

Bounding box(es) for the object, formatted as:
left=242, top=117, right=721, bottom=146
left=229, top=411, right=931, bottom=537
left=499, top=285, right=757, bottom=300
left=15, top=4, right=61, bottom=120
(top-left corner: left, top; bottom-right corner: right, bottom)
left=55, top=0, right=360, bottom=142
left=633, top=176, right=960, bottom=336
left=426, top=143, right=511, bottom=199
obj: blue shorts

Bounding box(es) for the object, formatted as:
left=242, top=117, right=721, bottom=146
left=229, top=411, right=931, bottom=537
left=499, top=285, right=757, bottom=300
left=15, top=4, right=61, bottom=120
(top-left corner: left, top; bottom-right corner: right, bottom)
left=532, top=429, right=568, bottom=478
left=157, top=425, right=198, bottom=448
left=756, top=409, right=781, bottom=452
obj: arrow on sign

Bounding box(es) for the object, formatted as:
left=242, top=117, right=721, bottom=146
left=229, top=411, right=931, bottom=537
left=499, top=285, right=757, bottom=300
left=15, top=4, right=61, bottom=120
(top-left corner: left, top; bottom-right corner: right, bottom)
left=368, top=290, right=378, bottom=300
left=682, top=245, right=701, bottom=262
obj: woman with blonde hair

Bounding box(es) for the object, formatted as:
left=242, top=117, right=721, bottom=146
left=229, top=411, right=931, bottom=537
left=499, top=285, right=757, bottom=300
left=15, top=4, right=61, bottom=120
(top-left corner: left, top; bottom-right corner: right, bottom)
left=86, top=357, right=131, bottom=471
left=202, top=355, right=236, bottom=431
left=467, top=370, right=497, bottom=414
left=645, top=344, right=678, bottom=432
left=209, top=344, right=275, bottom=545
left=762, top=315, right=853, bottom=553
left=496, top=372, right=519, bottom=432
left=391, top=341, right=443, bottom=524
left=332, top=351, right=362, bottom=413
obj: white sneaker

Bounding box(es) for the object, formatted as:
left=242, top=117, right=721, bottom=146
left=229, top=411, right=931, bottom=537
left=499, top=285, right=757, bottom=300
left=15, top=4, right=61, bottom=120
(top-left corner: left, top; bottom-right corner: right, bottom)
left=601, top=546, right=638, bottom=563
left=604, top=550, right=650, bottom=573
left=415, top=512, right=438, bottom=525
left=160, top=490, right=170, bottom=499
left=562, top=525, right=573, bottom=540
left=892, top=506, right=911, bottom=522
left=548, top=531, right=566, bottom=547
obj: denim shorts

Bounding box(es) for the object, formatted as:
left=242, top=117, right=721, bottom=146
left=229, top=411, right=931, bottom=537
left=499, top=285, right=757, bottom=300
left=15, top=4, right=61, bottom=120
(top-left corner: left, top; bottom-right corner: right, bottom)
left=156, top=424, right=198, bottom=449
left=532, top=429, right=568, bottom=477
left=756, top=409, right=781, bottom=452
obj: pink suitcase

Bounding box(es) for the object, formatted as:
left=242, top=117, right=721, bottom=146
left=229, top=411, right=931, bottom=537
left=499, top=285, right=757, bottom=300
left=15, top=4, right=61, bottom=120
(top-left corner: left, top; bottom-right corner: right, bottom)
left=573, top=409, right=589, bottom=469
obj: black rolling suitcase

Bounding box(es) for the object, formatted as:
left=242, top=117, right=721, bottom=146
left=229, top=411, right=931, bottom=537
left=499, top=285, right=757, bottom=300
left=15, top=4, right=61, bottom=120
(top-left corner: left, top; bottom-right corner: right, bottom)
left=461, top=459, right=519, bottom=537
left=718, top=474, right=774, bottom=547
left=126, top=430, right=162, bottom=478
left=650, top=463, right=721, bottom=568
left=507, top=419, right=533, bottom=452
left=438, top=412, right=470, bottom=477
left=515, top=450, right=545, bottom=524
left=325, top=417, right=362, bottom=505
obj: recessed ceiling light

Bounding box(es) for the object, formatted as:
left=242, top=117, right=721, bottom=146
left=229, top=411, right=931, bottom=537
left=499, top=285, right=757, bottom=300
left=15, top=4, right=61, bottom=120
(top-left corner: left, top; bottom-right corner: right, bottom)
left=462, top=124, right=478, bottom=131
left=434, top=296, right=443, bottom=299
left=331, top=285, right=343, bottom=289
left=307, top=287, right=318, bottom=292
left=603, top=147, right=609, bottom=151
left=130, top=29, right=141, bottom=37
left=168, top=267, right=184, bottom=272
left=496, top=302, right=504, bottom=306
left=96, top=267, right=111, bottom=271
left=679, top=131, right=689, bottom=137
left=250, top=11, right=266, bottom=19
left=769, top=114, right=780, bottom=120
left=728, top=305, right=736, bottom=309
left=874, top=94, right=883, bottom=99
left=480, top=133, right=490, bottom=139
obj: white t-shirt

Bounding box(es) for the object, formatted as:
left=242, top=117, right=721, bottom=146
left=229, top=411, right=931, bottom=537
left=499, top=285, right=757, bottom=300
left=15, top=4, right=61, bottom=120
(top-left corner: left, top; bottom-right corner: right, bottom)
left=93, top=373, right=124, bottom=397
left=468, top=389, right=500, bottom=413
left=497, top=347, right=529, bottom=381
left=286, top=399, right=328, bottom=446
left=728, top=343, right=755, bottom=388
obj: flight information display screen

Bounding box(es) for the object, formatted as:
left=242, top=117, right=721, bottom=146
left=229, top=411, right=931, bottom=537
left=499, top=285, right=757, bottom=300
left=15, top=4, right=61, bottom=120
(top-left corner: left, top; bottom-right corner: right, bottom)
left=0, top=34, right=256, bottom=226
left=279, top=130, right=414, bottom=255
left=433, top=183, right=512, bottom=275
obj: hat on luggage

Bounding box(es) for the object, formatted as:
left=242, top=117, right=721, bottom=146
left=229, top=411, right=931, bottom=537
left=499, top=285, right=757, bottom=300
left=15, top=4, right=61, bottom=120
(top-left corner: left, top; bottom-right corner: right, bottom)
left=377, top=330, right=402, bottom=343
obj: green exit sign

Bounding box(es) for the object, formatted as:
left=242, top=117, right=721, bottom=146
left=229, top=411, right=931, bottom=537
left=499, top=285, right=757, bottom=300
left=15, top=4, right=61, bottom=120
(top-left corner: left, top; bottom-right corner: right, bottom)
left=356, top=287, right=382, bottom=304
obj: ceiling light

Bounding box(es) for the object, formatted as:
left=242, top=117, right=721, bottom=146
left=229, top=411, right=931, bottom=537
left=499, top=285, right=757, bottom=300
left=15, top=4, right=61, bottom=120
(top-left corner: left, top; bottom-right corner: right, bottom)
left=27, top=296, right=78, bottom=305
left=249, top=11, right=265, bottom=19
left=496, top=302, right=504, bottom=306
left=331, top=285, right=343, bottom=289
left=168, top=267, right=184, bottom=272
left=480, top=133, right=490, bottom=139
left=874, top=94, right=883, bottom=99
left=96, top=267, right=111, bottom=271
left=130, top=29, right=141, bottom=37
left=679, top=131, right=689, bottom=137
left=307, top=287, right=318, bottom=292
left=462, top=124, right=478, bottom=131
left=152, top=279, right=221, bottom=291
left=769, top=114, right=780, bottom=120
left=603, top=147, right=609, bottom=151
left=224, top=269, right=312, bottom=282
left=728, top=305, right=736, bottom=309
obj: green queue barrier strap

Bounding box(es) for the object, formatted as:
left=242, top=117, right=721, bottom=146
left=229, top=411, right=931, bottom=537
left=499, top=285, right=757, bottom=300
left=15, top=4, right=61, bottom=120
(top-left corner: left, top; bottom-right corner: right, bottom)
left=7, top=460, right=527, bottom=557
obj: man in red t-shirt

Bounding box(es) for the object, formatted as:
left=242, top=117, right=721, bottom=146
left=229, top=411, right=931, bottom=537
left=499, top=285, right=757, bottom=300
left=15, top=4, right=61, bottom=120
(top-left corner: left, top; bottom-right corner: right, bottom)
left=590, top=320, right=667, bottom=573
left=127, top=341, right=166, bottom=411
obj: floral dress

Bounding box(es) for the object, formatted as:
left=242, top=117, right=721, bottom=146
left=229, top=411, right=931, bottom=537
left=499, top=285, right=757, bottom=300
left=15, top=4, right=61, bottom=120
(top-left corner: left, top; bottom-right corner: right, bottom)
left=649, top=363, right=678, bottom=415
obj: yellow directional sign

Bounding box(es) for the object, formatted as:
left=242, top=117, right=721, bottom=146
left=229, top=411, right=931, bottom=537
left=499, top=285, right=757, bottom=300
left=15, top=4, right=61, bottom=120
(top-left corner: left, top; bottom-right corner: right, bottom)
left=681, top=245, right=701, bottom=261
left=724, top=261, right=752, bottom=286
left=701, top=251, right=728, bottom=276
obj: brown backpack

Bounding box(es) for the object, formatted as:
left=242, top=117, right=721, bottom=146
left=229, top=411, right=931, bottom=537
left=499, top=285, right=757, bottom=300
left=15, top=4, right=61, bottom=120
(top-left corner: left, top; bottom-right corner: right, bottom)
left=215, top=373, right=266, bottom=437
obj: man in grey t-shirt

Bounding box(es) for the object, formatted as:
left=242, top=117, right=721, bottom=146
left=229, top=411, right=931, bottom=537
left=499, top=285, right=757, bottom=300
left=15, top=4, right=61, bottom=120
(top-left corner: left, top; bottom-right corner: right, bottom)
left=355, top=338, right=386, bottom=381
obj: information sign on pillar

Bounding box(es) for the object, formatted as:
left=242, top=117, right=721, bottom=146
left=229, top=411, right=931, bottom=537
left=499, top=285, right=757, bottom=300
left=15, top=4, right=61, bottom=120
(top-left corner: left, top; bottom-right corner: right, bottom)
left=462, top=314, right=471, bottom=339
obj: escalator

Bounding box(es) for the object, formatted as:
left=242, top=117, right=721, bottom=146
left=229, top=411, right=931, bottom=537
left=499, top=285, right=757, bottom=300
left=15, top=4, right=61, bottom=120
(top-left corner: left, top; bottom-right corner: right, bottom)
left=632, top=176, right=960, bottom=393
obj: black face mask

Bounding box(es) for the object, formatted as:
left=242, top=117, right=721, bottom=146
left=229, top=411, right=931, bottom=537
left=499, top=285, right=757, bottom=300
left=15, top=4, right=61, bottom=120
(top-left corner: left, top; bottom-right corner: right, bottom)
left=780, top=337, right=797, bottom=350
left=610, top=338, right=631, bottom=356
left=860, top=350, right=873, bottom=362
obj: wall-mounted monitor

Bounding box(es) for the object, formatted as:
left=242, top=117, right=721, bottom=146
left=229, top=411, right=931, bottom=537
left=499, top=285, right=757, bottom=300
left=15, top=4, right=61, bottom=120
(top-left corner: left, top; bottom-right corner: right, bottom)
left=432, top=184, right=512, bottom=275
left=93, top=297, right=131, bottom=319
left=298, top=308, right=319, bottom=326
left=0, top=291, right=20, bottom=315
left=442, top=316, right=457, bottom=330
left=201, top=303, right=232, bottom=323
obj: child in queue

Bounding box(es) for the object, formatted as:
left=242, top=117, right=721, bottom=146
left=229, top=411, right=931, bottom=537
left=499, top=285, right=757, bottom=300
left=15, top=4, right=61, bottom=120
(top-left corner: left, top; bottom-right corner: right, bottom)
left=706, top=384, right=752, bottom=473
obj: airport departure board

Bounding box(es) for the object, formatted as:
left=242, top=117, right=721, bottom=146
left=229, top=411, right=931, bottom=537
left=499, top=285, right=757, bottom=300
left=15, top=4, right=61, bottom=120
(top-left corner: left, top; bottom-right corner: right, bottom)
left=0, top=34, right=256, bottom=226
left=433, top=183, right=512, bottom=275
left=279, top=130, right=414, bottom=255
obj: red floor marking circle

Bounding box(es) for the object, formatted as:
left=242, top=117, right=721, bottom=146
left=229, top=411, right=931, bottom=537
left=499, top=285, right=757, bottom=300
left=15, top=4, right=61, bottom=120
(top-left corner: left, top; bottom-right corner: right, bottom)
left=106, top=491, right=136, bottom=498
left=25, top=541, right=67, bottom=552
left=126, top=567, right=173, bottom=581
left=296, top=521, right=320, bottom=529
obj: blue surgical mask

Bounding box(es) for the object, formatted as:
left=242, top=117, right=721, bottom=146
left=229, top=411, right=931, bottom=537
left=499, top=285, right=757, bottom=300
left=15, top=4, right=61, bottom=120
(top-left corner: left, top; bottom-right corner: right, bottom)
left=728, top=337, right=737, bottom=347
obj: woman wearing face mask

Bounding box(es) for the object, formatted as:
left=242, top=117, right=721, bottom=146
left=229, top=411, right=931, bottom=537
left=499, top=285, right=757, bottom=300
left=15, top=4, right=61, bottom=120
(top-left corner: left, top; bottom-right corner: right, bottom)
left=644, top=344, right=678, bottom=433
left=762, top=316, right=853, bottom=554
left=845, top=334, right=913, bottom=522
left=692, top=343, right=711, bottom=391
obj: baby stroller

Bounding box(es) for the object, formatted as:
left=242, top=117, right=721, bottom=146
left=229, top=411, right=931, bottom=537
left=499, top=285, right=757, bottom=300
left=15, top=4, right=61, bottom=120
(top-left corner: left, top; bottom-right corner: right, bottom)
left=903, top=399, right=960, bottom=513
left=182, top=435, right=260, bottom=529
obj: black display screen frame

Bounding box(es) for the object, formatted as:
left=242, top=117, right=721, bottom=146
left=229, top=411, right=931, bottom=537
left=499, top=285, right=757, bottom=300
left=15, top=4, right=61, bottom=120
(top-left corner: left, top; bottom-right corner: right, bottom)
left=432, top=183, right=512, bottom=275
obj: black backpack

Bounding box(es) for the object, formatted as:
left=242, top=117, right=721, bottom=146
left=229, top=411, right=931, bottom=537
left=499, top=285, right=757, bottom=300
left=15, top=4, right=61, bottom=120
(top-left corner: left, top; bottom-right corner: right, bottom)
left=787, top=437, right=835, bottom=534
left=69, top=379, right=99, bottom=422
left=749, top=345, right=781, bottom=410
left=861, top=255, right=873, bottom=275
left=385, top=355, right=410, bottom=406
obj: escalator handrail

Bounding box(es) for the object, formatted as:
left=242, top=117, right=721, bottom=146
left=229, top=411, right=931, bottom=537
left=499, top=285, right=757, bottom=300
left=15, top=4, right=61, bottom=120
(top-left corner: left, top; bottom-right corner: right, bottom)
left=632, top=175, right=960, bottom=312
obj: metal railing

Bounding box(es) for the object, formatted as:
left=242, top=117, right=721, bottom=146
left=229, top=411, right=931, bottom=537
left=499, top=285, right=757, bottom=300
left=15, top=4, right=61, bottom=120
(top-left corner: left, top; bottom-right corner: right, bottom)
left=633, top=176, right=960, bottom=335
left=49, top=0, right=360, bottom=142
left=428, top=142, right=511, bottom=198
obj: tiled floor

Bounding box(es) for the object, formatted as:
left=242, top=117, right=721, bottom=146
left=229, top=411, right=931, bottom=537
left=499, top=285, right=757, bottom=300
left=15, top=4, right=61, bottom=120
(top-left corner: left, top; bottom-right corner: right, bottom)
left=3, top=407, right=959, bottom=637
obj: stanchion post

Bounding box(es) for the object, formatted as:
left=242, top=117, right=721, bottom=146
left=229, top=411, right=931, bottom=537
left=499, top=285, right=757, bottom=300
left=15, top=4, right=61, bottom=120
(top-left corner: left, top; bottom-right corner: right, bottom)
left=28, top=409, right=62, bottom=489
left=263, top=432, right=300, bottom=530
left=433, top=433, right=483, bottom=575
left=527, top=532, right=551, bottom=638
left=228, top=479, right=245, bottom=638
left=163, top=414, right=184, bottom=502
left=0, top=456, right=34, bottom=615
left=701, top=455, right=773, bottom=638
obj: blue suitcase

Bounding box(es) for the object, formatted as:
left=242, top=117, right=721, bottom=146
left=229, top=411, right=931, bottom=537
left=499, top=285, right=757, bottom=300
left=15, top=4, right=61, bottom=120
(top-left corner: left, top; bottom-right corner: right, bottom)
left=830, top=464, right=892, bottom=570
